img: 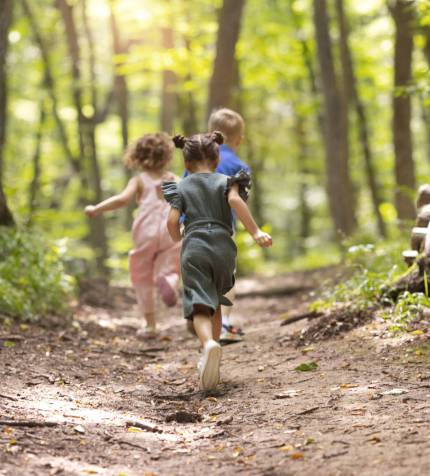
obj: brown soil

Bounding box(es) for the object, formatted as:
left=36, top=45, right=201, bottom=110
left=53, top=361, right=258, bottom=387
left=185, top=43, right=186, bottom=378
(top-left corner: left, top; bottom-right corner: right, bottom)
left=1, top=270, right=430, bottom=476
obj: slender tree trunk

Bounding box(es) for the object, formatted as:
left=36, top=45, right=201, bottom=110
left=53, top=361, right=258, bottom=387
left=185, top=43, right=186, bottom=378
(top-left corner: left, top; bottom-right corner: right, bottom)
left=313, top=0, right=356, bottom=237
left=390, top=0, right=416, bottom=221
left=28, top=99, right=46, bottom=223
left=160, top=27, right=176, bottom=133
left=207, top=0, right=245, bottom=117
left=178, top=36, right=198, bottom=135
left=57, top=0, right=109, bottom=275
left=294, top=109, right=312, bottom=251
left=420, top=27, right=430, bottom=166
left=0, top=0, right=15, bottom=226
left=109, top=1, right=133, bottom=228
left=290, top=1, right=325, bottom=139
left=109, top=3, right=129, bottom=150
left=335, top=0, right=386, bottom=237
left=22, top=0, right=81, bottom=178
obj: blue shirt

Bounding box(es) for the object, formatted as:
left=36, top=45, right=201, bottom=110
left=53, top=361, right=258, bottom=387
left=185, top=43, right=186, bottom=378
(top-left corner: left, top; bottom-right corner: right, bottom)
left=216, top=144, right=250, bottom=176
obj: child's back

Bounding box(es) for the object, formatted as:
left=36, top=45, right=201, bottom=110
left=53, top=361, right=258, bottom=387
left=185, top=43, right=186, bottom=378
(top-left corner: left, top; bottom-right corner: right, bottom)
left=164, top=172, right=238, bottom=319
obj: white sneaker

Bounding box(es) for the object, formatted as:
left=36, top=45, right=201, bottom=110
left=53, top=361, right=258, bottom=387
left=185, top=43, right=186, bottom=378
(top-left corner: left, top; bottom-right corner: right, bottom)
left=136, top=325, right=157, bottom=340
left=199, top=340, right=221, bottom=391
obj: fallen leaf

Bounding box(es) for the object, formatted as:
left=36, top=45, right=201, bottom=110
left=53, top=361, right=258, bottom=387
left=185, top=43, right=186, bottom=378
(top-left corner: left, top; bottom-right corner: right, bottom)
left=295, top=362, right=318, bottom=372
left=279, top=445, right=294, bottom=452
left=213, top=444, right=225, bottom=452
left=302, top=347, right=315, bottom=353
left=82, top=471, right=98, bottom=475
left=127, top=426, right=143, bottom=433
left=8, top=438, right=17, bottom=446
left=232, top=446, right=243, bottom=457
left=410, top=330, right=424, bottom=335
left=340, top=383, right=358, bottom=389
left=383, top=388, right=408, bottom=396
left=367, top=435, right=381, bottom=444
left=3, top=341, right=15, bottom=348
left=291, top=452, right=304, bottom=459
left=275, top=389, right=300, bottom=399
left=206, top=396, right=218, bottom=403
left=305, top=437, right=315, bottom=445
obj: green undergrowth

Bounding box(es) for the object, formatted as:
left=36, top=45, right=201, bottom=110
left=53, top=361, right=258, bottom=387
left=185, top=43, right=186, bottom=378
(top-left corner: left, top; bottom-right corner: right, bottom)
left=310, top=238, right=429, bottom=331
left=0, top=227, right=74, bottom=320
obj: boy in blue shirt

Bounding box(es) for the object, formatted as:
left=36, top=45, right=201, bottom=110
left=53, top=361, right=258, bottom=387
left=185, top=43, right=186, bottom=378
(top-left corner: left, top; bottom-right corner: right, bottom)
left=208, top=108, right=250, bottom=344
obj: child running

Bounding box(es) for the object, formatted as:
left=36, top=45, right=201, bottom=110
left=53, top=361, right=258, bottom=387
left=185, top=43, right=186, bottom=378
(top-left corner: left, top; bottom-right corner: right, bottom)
left=85, top=132, right=181, bottom=339
left=208, top=108, right=250, bottom=344
left=162, top=131, right=272, bottom=391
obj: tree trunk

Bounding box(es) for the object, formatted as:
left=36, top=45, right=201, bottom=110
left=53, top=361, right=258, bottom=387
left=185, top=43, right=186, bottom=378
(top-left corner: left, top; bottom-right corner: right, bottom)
left=207, top=0, right=245, bottom=117
left=289, top=1, right=325, bottom=140
left=22, top=0, right=81, bottom=178
left=160, top=18, right=176, bottom=133
left=313, top=0, right=356, bottom=237
left=57, top=0, right=109, bottom=275
left=109, top=1, right=133, bottom=228
left=178, top=35, right=198, bottom=135
left=390, top=0, right=416, bottom=221
left=0, top=0, right=15, bottom=226
left=294, top=110, right=312, bottom=252
left=28, top=99, right=46, bottom=223
left=420, top=27, right=430, bottom=166
left=335, top=0, right=386, bottom=237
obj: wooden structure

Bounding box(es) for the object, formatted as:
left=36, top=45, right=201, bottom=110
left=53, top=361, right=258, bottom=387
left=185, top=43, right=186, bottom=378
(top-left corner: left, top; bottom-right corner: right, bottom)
left=403, top=185, right=430, bottom=266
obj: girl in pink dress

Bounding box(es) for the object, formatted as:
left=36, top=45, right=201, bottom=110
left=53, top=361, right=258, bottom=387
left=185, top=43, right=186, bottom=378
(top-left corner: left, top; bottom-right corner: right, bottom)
left=85, top=132, right=181, bottom=338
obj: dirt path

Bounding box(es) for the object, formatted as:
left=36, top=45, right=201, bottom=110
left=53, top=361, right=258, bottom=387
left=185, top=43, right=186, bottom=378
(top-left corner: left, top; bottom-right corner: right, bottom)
left=1, top=271, right=430, bottom=476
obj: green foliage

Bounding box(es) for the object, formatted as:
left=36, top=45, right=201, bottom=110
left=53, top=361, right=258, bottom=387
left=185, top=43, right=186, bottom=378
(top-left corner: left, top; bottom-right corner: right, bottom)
left=311, top=239, right=407, bottom=312
left=0, top=227, right=74, bottom=320
left=382, top=289, right=430, bottom=333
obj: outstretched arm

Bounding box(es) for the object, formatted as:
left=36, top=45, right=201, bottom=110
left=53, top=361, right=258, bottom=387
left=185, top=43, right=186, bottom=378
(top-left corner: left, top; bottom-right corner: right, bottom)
left=228, top=184, right=272, bottom=248
left=166, top=208, right=182, bottom=242
left=85, top=177, right=140, bottom=217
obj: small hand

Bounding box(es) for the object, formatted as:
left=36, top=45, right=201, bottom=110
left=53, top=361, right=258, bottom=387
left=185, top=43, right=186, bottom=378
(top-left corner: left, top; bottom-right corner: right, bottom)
left=252, top=229, right=272, bottom=248
left=85, top=205, right=98, bottom=217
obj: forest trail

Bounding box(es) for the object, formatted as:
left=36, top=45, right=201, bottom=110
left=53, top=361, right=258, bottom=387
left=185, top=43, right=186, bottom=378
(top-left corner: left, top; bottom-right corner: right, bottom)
left=1, top=270, right=430, bottom=476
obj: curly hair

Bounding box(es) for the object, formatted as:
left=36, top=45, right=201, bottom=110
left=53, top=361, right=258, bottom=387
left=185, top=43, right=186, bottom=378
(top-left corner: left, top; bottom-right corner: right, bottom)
left=123, top=132, right=174, bottom=171
left=172, top=131, right=224, bottom=163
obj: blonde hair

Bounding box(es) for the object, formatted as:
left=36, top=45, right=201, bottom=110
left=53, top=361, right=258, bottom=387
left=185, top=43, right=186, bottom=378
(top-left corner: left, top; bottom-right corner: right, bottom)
left=123, top=132, right=174, bottom=171
left=208, top=108, right=244, bottom=143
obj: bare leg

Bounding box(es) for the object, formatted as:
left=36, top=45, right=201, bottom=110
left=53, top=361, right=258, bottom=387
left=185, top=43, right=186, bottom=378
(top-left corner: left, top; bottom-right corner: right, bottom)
left=212, top=306, right=222, bottom=342
left=144, top=312, right=156, bottom=330
left=193, top=306, right=213, bottom=347
left=221, top=288, right=235, bottom=326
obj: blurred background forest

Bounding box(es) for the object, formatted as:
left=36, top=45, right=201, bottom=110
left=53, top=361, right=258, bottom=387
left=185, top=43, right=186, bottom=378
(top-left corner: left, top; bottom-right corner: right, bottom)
left=1, top=0, right=430, bottom=317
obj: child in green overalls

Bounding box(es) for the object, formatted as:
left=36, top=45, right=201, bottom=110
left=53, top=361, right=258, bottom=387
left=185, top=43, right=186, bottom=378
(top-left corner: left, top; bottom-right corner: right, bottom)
left=162, top=131, right=272, bottom=391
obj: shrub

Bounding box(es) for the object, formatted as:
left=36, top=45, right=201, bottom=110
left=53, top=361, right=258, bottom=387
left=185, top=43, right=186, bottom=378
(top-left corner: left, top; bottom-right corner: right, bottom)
left=0, top=227, right=74, bottom=320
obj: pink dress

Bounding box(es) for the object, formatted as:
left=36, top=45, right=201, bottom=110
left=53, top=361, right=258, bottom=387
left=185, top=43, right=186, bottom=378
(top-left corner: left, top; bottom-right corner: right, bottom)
left=129, top=172, right=181, bottom=314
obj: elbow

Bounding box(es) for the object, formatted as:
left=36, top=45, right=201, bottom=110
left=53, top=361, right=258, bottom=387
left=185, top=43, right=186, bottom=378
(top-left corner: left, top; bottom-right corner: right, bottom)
left=228, top=195, right=242, bottom=209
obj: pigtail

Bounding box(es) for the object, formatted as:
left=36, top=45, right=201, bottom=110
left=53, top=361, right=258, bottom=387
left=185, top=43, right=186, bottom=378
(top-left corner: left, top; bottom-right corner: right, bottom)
left=173, top=134, right=187, bottom=149
left=211, top=130, right=224, bottom=145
